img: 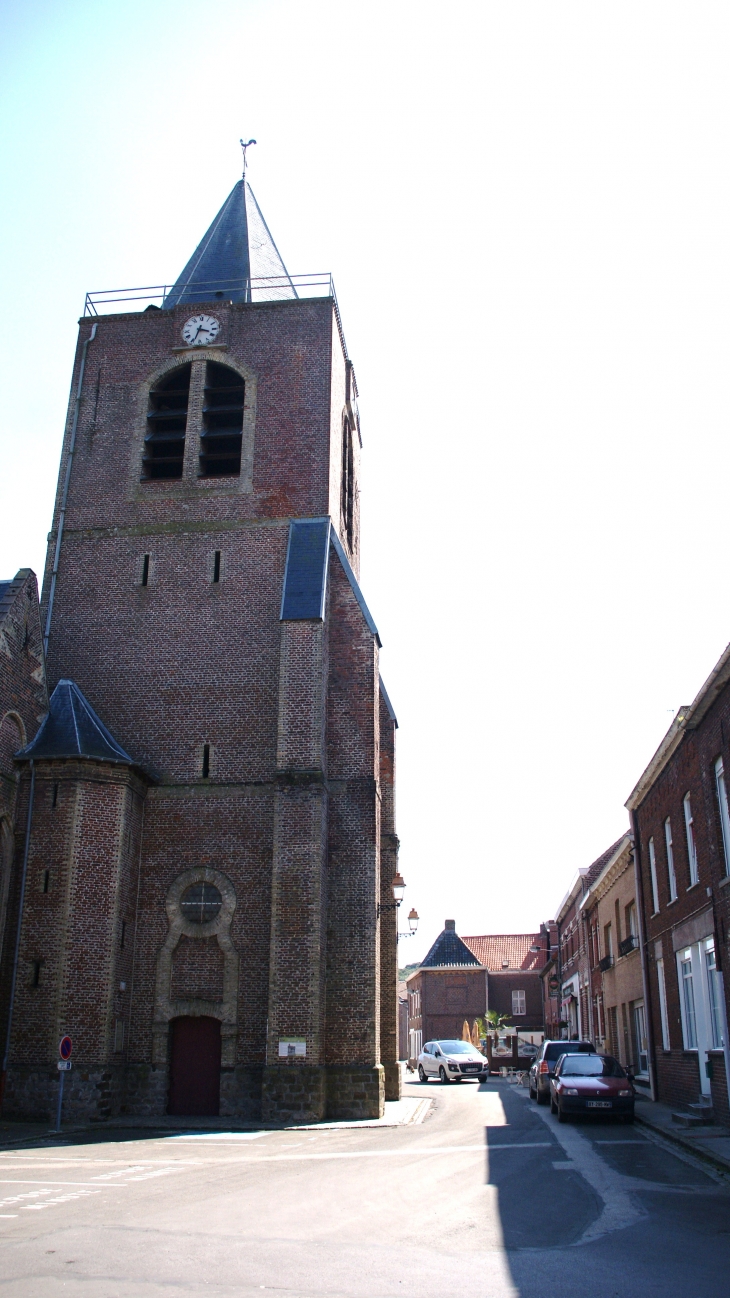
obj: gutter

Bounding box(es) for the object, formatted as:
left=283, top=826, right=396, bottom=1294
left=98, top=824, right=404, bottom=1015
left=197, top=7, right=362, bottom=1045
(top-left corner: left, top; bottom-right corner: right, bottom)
left=43, top=323, right=98, bottom=657
left=0, top=761, right=35, bottom=1111
left=631, top=813, right=658, bottom=1101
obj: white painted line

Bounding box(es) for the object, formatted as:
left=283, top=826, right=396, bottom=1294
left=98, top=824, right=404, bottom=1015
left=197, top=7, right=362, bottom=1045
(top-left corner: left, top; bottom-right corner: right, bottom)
left=168, top=1131, right=270, bottom=1142
left=0, top=1179, right=127, bottom=1188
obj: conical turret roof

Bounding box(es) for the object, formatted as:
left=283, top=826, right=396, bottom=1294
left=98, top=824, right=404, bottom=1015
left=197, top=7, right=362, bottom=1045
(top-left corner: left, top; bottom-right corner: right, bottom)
left=17, top=680, right=132, bottom=764
left=163, top=179, right=297, bottom=308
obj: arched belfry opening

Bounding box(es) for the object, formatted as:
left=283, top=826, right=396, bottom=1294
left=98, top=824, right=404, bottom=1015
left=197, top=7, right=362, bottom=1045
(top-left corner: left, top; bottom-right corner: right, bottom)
left=200, top=362, right=245, bottom=477
left=142, top=365, right=191, bottom=480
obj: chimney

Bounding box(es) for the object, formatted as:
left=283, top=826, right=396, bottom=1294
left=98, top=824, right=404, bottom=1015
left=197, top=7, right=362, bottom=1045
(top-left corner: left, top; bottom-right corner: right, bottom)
left=445, top=919, right=456, bottom=931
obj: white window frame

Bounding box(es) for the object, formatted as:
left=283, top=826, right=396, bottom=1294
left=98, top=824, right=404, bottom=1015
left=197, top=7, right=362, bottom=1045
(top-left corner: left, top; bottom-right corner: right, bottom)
left=715, top=756, right=730, bottom=877
left=512, top=990, right=526, bottom=1016
left=678, top=949, right=698, bottom=1049
left=665, top=818, right=677, bottom=902
left=705, top=940, right=725, bottom=1050
left=633, top=1002, right=649, bottom=1077
left=683, top=792, right=699, bottom=886
left=656, top=957, right=670, bottom=1050
left=648, top=837, right=660, bottom=914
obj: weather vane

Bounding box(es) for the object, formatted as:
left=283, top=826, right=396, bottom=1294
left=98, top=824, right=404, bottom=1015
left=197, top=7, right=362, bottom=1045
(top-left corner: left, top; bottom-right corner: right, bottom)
left=240, top=138, right=257, bottom=180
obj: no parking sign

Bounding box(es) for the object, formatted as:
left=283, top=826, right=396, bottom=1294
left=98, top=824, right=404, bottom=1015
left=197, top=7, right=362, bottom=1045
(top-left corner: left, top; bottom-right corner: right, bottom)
left=59, top=1036, right=72, bottom=1060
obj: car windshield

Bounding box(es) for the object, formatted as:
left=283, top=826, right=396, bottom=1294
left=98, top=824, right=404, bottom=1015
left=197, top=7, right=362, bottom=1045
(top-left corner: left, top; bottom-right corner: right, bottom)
left=544, top=1042, right=594, bottom=1062
left=560, top=1055, right=625, bottom=1077
left=438, top=1041, right=479, bottom=1054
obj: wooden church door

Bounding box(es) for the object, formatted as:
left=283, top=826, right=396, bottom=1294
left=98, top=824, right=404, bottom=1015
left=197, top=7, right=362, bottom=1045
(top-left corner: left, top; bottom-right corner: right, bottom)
left=168, top=1016, right=221, bottom=1116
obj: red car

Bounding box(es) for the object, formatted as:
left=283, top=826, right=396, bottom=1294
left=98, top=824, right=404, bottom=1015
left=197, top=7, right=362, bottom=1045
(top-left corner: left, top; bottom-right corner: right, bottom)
left=550, top=1052, right=635, bottom=1122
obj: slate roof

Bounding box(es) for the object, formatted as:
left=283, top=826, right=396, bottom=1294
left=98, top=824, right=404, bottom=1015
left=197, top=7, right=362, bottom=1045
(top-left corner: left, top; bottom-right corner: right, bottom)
left=280, top=518, right=381, bottom=647
left=18, top=680, right=132, bottom=764
left=420, top=927, right=480, bottom=968
left=461, top=933, right=544, bottom=971
left=163, top=180, right=296, bottom=308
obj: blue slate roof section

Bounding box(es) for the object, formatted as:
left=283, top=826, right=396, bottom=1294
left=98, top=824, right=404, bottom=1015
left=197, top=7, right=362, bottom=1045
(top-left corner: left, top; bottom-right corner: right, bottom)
left=280, top=519, right=331, bottom=621
left=163, top=180, right=296, bottom=309
left=18, top=680, right=132, bottom=764
left=164, top=181, right=250, bottom=308
left=279, top=518, right=382, bottom=648
left=329, top=528, right=381, bottom=648
left=421, top=927, right=480, bottom=969
left=379, top=677, right=398, bottom=729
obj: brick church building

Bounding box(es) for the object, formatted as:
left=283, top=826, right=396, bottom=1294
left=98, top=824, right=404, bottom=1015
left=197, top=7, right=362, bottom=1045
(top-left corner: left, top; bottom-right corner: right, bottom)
left=0, top=173, right=400, bottom=1124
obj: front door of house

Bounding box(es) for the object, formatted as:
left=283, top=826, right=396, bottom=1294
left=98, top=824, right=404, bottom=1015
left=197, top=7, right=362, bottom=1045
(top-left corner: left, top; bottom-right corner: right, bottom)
left=168, top=1016, right=221, bottom=1116
left=633, top=1003, right=649, bottom=1077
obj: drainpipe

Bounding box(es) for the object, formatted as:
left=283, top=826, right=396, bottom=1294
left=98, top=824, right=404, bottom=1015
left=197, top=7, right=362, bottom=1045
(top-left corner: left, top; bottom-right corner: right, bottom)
left=631, top=813, right=657, bottom=1101
left=0, top=761, right=35, bottom=1111
left=43, top=323, right=98, bottom=658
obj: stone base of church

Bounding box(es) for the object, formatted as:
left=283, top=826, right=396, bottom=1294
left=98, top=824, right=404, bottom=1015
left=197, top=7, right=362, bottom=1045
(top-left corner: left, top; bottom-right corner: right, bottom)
left=1, top=1062, right=128, bottom=1124
left=260, top=1063, right=385, bottom=1124
left=325, top=1064, right=385, bottom=1121
left=382, top=1060, right=402, bottom=1102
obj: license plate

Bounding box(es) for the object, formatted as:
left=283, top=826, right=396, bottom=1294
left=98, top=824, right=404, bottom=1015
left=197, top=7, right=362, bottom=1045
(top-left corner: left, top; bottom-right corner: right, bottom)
left=586, top=1100, right=612, bottom=1109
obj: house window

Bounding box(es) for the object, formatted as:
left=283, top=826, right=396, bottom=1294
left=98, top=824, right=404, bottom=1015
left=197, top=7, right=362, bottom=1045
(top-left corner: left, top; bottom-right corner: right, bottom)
left=683, top=793, right=699, bottom=886
left=656, top=958, right=670, bottom=1049
left=665, top=818, right=677, bottom=901
left=604, top=922, right=613, bottom=960
left=512, top=990, right=526, bottom=1016
left=142, top=364, right=191, bottom=480
left=648, top=836, right=660, bottom=914
left=679, top=950, right=697, bottom=1049
left=715, top=757, right=730, bottom=876
left=705, top=941, right=725, bottom=1049
left=199, top=362, right=244, bottom=477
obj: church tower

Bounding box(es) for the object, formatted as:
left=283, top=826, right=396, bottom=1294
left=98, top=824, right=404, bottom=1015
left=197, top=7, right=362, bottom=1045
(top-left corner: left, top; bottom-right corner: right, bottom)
left=1, top=171, right=400, bottom=1123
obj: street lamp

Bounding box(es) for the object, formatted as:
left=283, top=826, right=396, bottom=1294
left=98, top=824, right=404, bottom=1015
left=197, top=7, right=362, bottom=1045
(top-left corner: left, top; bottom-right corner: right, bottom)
left=392, top=872, right=406, bottom=904
left=398, top=907, right=419, bottom=940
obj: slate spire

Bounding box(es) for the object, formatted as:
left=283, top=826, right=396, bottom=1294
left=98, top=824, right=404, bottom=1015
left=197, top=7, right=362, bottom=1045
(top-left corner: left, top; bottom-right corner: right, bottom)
left=163, top=180, right=297, bottom=309
left=17, top=679, right=132, bottom=764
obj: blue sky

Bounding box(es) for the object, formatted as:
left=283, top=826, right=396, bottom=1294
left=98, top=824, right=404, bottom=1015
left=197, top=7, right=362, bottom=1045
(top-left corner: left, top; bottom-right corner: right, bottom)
left=2, top=1, right=730, bottom=958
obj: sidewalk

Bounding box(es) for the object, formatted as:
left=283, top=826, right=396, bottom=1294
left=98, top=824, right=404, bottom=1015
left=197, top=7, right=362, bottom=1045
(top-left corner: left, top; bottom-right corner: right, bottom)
left=0, top=1095, right=431, bottom=1151
left=635, top=1094, right=730, bottom=1177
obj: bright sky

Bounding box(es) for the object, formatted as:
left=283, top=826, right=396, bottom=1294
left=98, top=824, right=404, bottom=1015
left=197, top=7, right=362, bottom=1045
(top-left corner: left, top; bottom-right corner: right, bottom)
left=2, top=1, right=730, bottom=962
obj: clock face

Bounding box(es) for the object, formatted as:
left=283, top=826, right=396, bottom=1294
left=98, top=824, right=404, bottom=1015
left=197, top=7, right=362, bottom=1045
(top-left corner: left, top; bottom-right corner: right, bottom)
left=182, top=314, right=220, bottom=346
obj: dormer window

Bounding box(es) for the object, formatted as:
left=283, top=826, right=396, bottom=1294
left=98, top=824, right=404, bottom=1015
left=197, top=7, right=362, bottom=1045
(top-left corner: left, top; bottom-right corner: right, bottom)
left=142, top=365, right=191, bottom=480
left=200, top=362, right=244, bottom=477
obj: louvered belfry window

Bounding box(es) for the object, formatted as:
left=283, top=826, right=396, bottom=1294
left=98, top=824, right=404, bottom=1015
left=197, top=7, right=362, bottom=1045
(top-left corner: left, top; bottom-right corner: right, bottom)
left=142, top=364, right=191, bottom=479
left=199, top=361, right=244, bottom=477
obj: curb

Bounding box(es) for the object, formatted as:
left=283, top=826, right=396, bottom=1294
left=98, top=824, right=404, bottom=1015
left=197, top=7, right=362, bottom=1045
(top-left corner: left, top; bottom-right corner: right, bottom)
left=635, top=1111, right=730, bottom=1179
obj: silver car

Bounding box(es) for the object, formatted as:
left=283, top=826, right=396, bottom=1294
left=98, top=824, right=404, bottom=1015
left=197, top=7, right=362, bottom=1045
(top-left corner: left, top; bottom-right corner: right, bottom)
left=417, top=1039, right=489, bottom=1083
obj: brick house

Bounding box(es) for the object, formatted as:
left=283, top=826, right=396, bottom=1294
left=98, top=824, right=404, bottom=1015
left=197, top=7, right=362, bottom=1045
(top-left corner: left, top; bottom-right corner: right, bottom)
left=0, top=174, right=400, bottom=1125
left=579, top=834, right=649, bottom=1089
left=626, top=644, right=730, bottom=1121
left=405, top=920, right=548, bottom=1061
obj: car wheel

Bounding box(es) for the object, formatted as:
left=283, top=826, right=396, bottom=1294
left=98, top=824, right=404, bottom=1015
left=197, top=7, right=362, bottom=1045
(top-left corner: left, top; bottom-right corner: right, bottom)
left=550, top=1094, right=557, bottom=1114
left=623, top=1111, right=635, bottom=1124
left=439, top=1066, right=449, bottom=1084
left=479, top=1072, right=488, bottom=1083
left=529, top=1081, right=536, bottom=1100
left=418, top=1065, right=427, bottom=1083
left=536, top=1088, right=548, bottom=1105
left=557, top=1102, right=567, bottom=1123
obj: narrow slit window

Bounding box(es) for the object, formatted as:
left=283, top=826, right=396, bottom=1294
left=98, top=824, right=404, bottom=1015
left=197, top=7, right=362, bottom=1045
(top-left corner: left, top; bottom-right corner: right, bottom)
left=141, top=554, right=150, bottom=586
left=142, top=364, right=191, bottom=480
left=52, top=783, right=59, bottom=809
left=120, top=920, right=126, bottom=950
left=42, top=870, right=49, bottom=894
left=32, top=960, right=42, bottom=988
left=202, top=744, right=210, bottom=779
left=199, top=362, right=244, bottom=477
left=213, top=551, right=221, bottom=583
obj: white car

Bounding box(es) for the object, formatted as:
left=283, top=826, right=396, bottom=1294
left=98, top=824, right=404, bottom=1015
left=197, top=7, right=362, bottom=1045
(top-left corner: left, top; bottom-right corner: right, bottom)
left=417, top=1039, right=489, bottom=1083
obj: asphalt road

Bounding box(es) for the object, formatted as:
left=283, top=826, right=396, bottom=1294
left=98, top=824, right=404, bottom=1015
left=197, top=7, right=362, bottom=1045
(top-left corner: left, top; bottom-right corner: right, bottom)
left=0, top=1076, right=729, bottom=1297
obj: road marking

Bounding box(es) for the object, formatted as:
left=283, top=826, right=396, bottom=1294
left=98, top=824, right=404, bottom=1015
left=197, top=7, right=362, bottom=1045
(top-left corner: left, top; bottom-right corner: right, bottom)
left=0, top=1179, right=128, bottom=1188
left=530, top=1100, right=646, bottom=1243
left=593, top=1139, right=649, bottom=1145
left=168, top=1131, right=271, bottom=1141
